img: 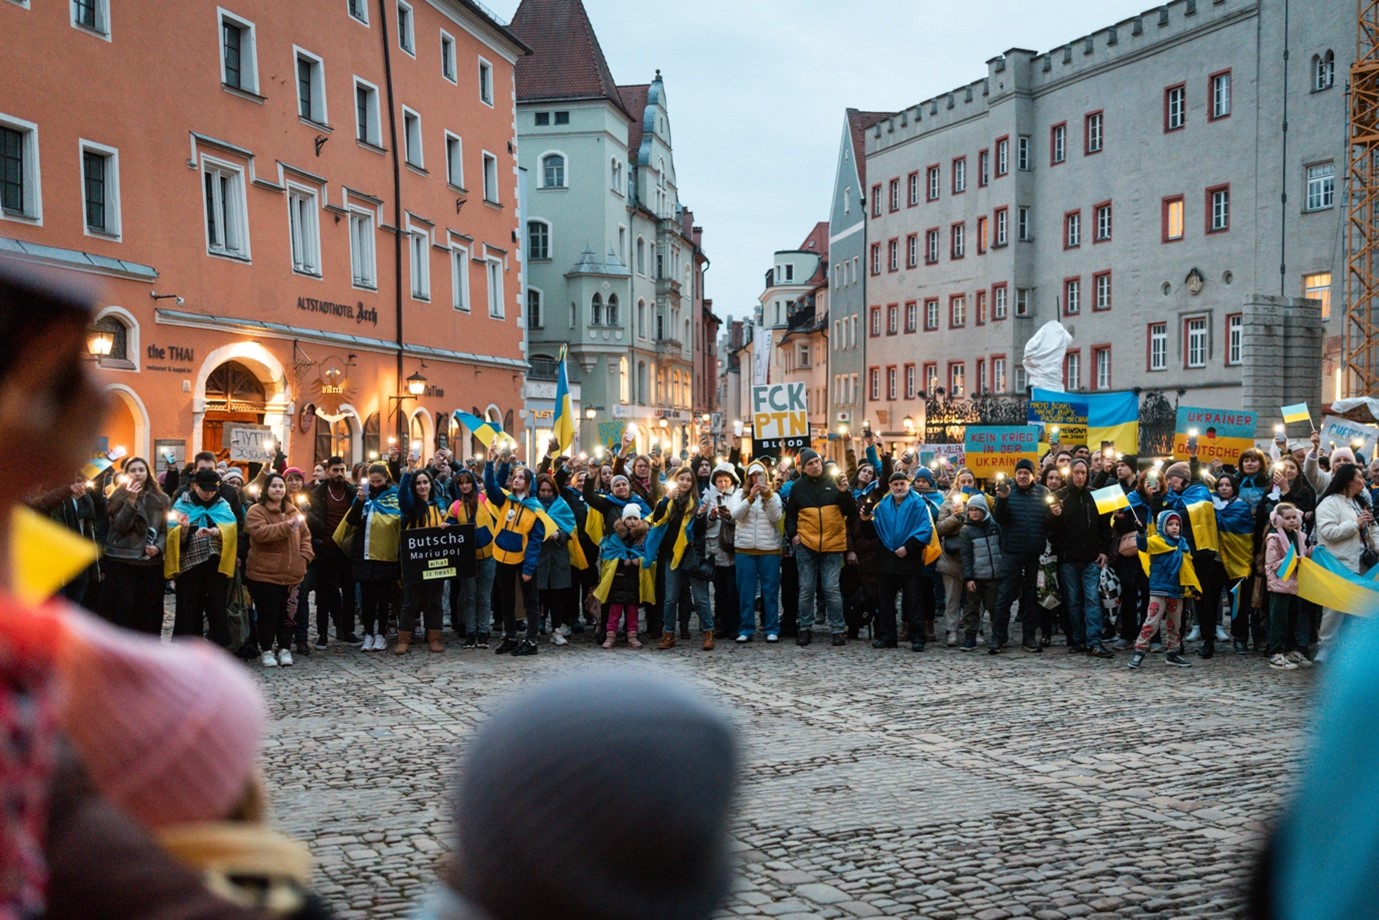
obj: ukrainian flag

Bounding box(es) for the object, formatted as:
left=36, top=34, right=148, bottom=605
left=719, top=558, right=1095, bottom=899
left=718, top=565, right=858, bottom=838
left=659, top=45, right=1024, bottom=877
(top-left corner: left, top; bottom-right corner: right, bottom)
left=1277, top=542, right=1298, bottom=581
left=1091, top=484, right=1130, bottom=516
left=1281, top=403, right=1312, bottom=425
left=456, top=410, right=503, bottom=449
left=552, top=345, right=575, bottom=456
left=1297, top=546, right=1379, bottom=617
left=1030, top=388, right=1139, bottom=453
left=1216, top=499, right=1255, bottom=579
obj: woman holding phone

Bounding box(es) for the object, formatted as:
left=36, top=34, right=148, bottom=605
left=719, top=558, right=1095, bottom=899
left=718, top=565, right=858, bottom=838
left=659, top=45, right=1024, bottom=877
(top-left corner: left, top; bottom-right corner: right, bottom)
left=100, top=457, right=169, bottom=634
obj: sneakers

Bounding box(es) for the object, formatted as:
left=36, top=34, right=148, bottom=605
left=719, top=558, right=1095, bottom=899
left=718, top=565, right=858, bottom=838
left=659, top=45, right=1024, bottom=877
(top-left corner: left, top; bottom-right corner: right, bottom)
left=1087, top=645, right=1114, bottom=659
left=1128, top=651, right=1146, bottom=670
left=1270, top=653, right=1298, bottom=670
left=1286, top=651, right=1313, bottom=668
left=735, top=633, right=751, bottom=644
left=946, top=632, right=959, bottom=648
left=513, top=639, right=539, bottom=656
left=475, top=632, right=490, bottom=649
left=314, top=635, right=328, bottom=650
left=559, top=623, right=572, bottom=638
left=373, top=633, right=387, bottom=651
left=1185, top=625, right=1202, bottom=642
left=1111, top=638, right=1130, bottom=651
left=987, top=646, right=1002, bottom=656
left=797, top=630, right=813, bottom=647
left=359, top=635, right=374, bottom=652
left=1232, top=639, right=1249, bottom=655
left=277, top=648, right=294, bottom=667
left=1022, top=643, right=1044, bottom=654
left=871, top=638, right=897, bottom=649
left=960, top=636, right=976, bottom=651
left=551, top=631, right=569, bottom=647
left=493, top=637, right=519, bottom=655
left=462, top=634, right=477, bottom=649
left=1165, top=651, right=1192, bottom=667
left=1215, top=625, right=1231, bottom=642
left=295, top=641, right=311, bottom=657
left=261, top=651, right=278, bottom=668
left=765, top=634, right=780, bottom=644
left=830, top=633, right=846, bottom=647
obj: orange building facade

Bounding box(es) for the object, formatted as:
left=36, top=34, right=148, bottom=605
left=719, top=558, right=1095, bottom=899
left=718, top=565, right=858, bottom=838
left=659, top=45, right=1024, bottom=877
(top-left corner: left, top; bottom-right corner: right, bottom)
left=0, top=0, right=529, bottom=470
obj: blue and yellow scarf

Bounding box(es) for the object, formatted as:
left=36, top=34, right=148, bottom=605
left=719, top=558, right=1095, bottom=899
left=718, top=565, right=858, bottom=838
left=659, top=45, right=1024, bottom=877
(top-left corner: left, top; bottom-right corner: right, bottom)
left=165, top=494, right=238, bottom=579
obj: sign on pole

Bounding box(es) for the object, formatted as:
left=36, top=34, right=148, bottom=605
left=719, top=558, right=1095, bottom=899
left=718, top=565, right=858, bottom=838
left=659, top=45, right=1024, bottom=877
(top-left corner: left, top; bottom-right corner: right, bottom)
left=963, top=426, right=1039, bottom=478
left=400, top=524, right=476, bottom=584
left=1173, top=406, right=1258, bottom=462
left=223, top=423, right=276, bottom=463
left=751, top=382, right=809, bottom=457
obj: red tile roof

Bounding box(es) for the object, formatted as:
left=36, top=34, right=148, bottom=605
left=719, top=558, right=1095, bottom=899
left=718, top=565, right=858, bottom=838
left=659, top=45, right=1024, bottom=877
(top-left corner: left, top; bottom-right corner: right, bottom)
left=800, top=221, right=829, bottom=286
left=620, top=83, right=650, bottom=158
left=847, top=108, right=893, bottom=188
left=509, top=0, right=628, bottom=117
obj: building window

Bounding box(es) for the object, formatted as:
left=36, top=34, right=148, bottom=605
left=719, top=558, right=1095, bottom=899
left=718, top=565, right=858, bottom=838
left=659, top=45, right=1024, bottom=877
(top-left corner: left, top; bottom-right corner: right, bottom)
left=1050, top=122, right=1067, bottom=165
left=286, top=186, right=321, bottom=275
left=1226, top=314, right=1242, bottom=366
left=888, top=178, right=900, bottom=211
left=541, top=153, right=566, bottom=188
left=1148, top=323, right=1167, bottom=371
left=482, top=152, right=499, bottom=203
left=527, top=288, right=543, bottom=330
left=635, top=237, right=645, bottom=274
left=994, top=207, right=1008, bottom=246
left=1017, top=206, right=1031, bottom=241
left=80, top=143, right=119, bottom=237
left=926, top=165, right=940, bottom=201
left=1306, top=162, right=1335, bottom=211
left=1207, top=184, right=1230, bottom=233
left=606, top=294, right=619, bottom=327
left=219, top=12, right=259, bottom=93
left=347, top=0, right=368, bottom=24
left=949, top=294, right=966, bottom=328
left=952, top=157, right=966, bottom=194
left=1163, top=195, right=1185, bottom=242
left=611, top=158, right=623, bottom=192
left=1210, top=70, right=1232, bottom=120
left=925, top=228, right=939, bottom=264
left=554, top=111, right=569, bottom=125
left=993, top=283, right=1008, bottom=320
left=1064, top=351, right=1081, bottom=391
left=0, top=119, right=38, bottom=221
left=202, top=159, right=248, bottom=258
left=1094, top=201, right=1112, bottom=241
left=906, top=233, right=918, bottom=268
left=295, top=49, right=327, bottom=124
left=71, top=0, right=108, bottom=35
left=1063, top=211, right=1081, bottom=249
left=1314, top=50, right=1335, bottom=91
left=440, top=31, right=456, bottom=82
left=91, top=313, right=132, bottom=367
left=409, top=230, right=429, bottom=299
left=1016, top=135, right=1030, bottom=171
left=478, top=58, right=493, bottom=106
left=949, top=363, right=965, bottom=397
left=888, top=239, right=899, bottom=272
left=396, top=0, right=414, bottom=54
left=1015, top=288, right=1030, bottom=317
left=975, top=289, right=987, bottom=325
left=907, top=171, right=919, bottom=206
left=1185, top=317, right=1208, bottom=368
left=992, top=356, right=1007, bottom=392
left=527, top=220, right=550, bottom=261
left=354, top=79, right=381, bottom=146
left=870, top=242, right=881, bottom=275
left=870, top=184, right=881, bottom=217
left=978, top=149, right=990, bottom=187
left=1063, top=277, right=1080, bottom=316
left=1303, top=272, right=1332, bottom=319
left=904, top=300, right=917, bottom=333
left=402, top=108, right=423, bottom=168
left=591, top=293, right=604, bottom=326
left=1165, top=83, right=1186, bottom=131
left=1085, top=111, right=1103, bottom=154
left=924, top=364, right=938, bottom=395
left=444, top=133, right=463, bottom=187
left=869, top=368, right=880, bottom=401
left=924, top=298, right=939, bottom=331
left=996, top=136, right=1010, bottom=176
left=887, top=304, right=899, bottom=335
left=486, top=258, right=503, bottom=318
left=1093, top=346, right=1111, bottom=390
left=867, top=305, right=881, bottom=337
left=904, top=364, right=916, bottom=398
left=950, top=222, right=965, bottom=259
left=1093, top=271, right=1111, bottom=311
left=349, top=209, right=376, bottom=289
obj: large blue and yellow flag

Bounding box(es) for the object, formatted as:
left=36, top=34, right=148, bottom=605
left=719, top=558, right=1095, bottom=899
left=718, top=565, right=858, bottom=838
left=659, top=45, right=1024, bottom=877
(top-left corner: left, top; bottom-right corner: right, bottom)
left=333, top=486, right=402, bottom=562
left=165, top=493, right=239, bottom=578
left=1215, top=499, right=1254, bottom=579
left=456, top=411, right=503, bottom=449
left=1030, top=388, right=1138, bottom=454
left=1297, top=546, right=1379, bottom=617
left=551, top=345, right=575, bottom=456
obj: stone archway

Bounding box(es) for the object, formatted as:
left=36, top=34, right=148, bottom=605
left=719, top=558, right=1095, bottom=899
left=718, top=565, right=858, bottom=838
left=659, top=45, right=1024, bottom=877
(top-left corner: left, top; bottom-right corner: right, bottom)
left=101, top=383, right=150, bottom=459
left=191, top=343, right=289, bottom=456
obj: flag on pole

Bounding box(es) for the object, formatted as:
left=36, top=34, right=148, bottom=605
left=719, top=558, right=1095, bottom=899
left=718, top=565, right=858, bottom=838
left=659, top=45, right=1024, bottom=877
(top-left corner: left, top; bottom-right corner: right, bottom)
left=1277, top=542, right=1299, bottom=581
left=551, top=345, right=574, bottom=455
left=1281, top=402, right=1312, bottom=425
left=1091, top=484, right=1130, bottom=516
left=455, top=411, right=503, bottom=449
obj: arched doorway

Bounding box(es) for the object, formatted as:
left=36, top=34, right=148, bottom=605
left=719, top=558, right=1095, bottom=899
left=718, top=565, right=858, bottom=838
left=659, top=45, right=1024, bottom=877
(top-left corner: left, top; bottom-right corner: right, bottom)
left=100, top=384, right=150, bottom=459
left=314, top=412, right=357, bottom=466
left=202, top=361, right=266, bottom=458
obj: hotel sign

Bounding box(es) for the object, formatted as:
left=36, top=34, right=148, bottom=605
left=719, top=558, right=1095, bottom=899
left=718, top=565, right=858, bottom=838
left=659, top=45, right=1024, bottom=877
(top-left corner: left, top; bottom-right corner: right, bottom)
left=297, top=296, right=379, bottom=326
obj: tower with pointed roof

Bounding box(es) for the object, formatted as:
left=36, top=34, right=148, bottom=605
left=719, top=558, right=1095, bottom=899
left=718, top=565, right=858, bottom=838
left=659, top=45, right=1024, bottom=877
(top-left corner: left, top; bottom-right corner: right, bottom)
left=509, top=0, right=704, bottom=455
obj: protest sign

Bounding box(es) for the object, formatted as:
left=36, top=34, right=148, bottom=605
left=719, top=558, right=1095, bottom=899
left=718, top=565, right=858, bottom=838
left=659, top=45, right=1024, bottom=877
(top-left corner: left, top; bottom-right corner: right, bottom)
left=751, top=382, right=810, bottom=457
left=400, top=524, right=476, bottom=584
left=1173, top=406, right=1258, bottom=462
left=964, top=426, right=1039, bottom=478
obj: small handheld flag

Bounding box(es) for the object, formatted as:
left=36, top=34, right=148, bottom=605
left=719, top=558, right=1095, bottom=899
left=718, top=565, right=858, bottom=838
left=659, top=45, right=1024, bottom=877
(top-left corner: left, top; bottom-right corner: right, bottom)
left=1280, top=403, right=1312, bottom=427
left=456, top=411, right=504, bottom=449
left=1091, top=484, right=1130, bottom=516
left=1277, top=542, right=1298, bottom=581
left=11, top=507, right=102, bottom=604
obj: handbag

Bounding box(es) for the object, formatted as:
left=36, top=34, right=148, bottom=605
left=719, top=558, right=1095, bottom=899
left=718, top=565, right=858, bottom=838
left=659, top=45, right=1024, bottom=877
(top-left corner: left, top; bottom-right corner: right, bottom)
left=1037, top=544, right=1061, bottom=610
left=680, top=542, right=715, bottom=580
left=224, top=564, right=254, bottom=657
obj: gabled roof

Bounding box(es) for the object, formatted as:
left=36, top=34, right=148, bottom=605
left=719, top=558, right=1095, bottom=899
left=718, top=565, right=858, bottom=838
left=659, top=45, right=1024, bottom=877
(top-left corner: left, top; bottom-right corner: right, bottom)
left=620, top=83, right=650, bottom=159
left=509, top=0, right=628, bottom=117
left=799, top=221, right=829, bottom=256
left=846, top=108, right=892, bottom=188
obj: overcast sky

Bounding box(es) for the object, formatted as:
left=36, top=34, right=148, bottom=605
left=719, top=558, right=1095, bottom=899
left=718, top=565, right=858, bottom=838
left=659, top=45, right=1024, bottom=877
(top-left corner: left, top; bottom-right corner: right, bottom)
left=488, top=0, right=1156, bottom=326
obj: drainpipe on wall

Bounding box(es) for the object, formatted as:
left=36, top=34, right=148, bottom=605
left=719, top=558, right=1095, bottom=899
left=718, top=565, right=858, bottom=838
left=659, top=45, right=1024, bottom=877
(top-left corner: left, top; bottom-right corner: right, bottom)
left=379, top=0, right=406, bottom=444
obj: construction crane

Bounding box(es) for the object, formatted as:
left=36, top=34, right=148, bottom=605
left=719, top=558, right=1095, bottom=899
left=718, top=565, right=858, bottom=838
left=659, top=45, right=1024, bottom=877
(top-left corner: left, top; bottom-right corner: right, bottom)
left=1345, top=0, right=1379, bottom=397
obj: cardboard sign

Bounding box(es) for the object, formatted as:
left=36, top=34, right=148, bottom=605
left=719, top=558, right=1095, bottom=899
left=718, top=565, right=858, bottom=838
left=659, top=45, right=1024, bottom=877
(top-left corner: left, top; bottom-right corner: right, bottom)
left=400, top=524, right=476, bottom=584
left=224, top=423, right=276, bottom=463
left=1319, top=414, right=1379, bottom=460
left=964, top=426, right=1040, bottom=477
left=1173, top=407, right=1258, bottom=461
left=751, top=382, right=810, bottom=457
left=918, top=444, right=966, bottom=469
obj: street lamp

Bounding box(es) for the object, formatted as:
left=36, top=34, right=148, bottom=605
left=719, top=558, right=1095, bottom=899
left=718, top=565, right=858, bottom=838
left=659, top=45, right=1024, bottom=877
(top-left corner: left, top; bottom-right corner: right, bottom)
left=902, top=416, right=915, bottom=432
left=406, top=370, right=428, bottom=396
left=85, top=325, right=115, bottom=359
left=585, top=407, right=597, bottom=420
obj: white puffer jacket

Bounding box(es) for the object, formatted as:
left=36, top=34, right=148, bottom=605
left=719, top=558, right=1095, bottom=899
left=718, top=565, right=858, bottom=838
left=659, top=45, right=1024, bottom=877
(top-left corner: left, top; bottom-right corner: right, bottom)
left=1315, top=493, right=1379, bottom=573
left=727, top=461, right=782, bottom=553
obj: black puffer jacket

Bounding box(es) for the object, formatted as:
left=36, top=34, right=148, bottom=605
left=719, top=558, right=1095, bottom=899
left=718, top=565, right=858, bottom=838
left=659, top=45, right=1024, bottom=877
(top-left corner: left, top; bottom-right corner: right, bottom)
left=993, top=481, right=1050, bottom=557
left=1050, top=483, right=1111, bottom=564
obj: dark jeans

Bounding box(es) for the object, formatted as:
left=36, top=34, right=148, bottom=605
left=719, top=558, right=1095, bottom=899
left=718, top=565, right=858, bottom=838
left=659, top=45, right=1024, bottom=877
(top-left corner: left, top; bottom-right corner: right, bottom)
left=293, top=561, right=316, bottom=644
left=1196, top=555, right=1225, bottom=648
left=1268, top=592, right=1300, bottom=656
left=172, top=558, right=229, bottom=647
left=104, top=559, right=166, bottom=635
left=542, top=585, right=577, bottom=631
left=400, top=579, right=445, bottom=632
left=359, top=577, right=394, bottom=636
left=993, top=553, right=1040, bottom=649
left=314, top=545, right=356, bottom=639
left=1113, top=553, right=1148, bottom=643
left=875, top=571, right=924, bottom=645
left=247, top=579, right=292, bottom=651
left=495, top=561, right=539, bottom=639
left=712, top=563, right=739, bottom=637
left=780, top=553, right=798, bottom=635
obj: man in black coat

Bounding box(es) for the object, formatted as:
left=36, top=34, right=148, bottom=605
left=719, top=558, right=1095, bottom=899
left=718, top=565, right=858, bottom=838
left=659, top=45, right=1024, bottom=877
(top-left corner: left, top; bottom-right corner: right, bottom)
left=991, top=458, right=1049, bottom=655
left=1050, top=458, right=1113, bottom=657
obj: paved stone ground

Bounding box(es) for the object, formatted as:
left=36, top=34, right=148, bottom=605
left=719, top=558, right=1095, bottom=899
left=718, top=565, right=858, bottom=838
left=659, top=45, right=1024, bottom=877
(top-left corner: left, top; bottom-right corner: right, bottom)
left=255, top=631, right=1314, bottom=919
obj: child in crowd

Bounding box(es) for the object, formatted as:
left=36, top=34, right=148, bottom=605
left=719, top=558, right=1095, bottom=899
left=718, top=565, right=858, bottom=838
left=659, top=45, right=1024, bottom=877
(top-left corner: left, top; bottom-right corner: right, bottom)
left=1264, top=502, right=1311, bottom=671
left=596, top=504, right=650, bottom=648
left=957, top=492, right=1002, bottom=652
left=1129, top=510, right=1200, bottom=670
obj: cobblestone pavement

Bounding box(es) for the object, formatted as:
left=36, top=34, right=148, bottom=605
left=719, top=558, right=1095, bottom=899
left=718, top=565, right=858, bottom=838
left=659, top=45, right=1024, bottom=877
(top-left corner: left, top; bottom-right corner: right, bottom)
left=256, top=631, right=1314, bottom=919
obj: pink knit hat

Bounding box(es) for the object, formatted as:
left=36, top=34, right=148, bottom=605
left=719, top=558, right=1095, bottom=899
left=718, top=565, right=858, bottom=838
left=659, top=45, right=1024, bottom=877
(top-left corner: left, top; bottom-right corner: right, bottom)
left=55, top=612, right=265, bottom=828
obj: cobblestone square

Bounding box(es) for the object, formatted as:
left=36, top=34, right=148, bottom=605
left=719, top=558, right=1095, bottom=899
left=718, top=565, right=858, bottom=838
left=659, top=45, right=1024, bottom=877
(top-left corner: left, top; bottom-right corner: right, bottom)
left=259, top=636, right=1312, bottom=919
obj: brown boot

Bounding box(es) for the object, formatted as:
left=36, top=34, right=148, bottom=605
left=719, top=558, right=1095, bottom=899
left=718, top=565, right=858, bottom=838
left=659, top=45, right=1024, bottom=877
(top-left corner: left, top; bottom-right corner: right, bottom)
left=702, top=632, right=715, bottom=651
left=426, top=629, right=444, bottom=653
left=602, top=633, right=616, bottom=649
left=394, top=632, right=411, bottom=655
left=658, top=631, right=676, bottom=650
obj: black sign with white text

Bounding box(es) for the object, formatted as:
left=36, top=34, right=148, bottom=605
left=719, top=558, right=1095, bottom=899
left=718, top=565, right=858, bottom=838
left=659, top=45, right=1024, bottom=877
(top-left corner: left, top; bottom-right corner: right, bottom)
left=400, top=524, right=476, bottom=584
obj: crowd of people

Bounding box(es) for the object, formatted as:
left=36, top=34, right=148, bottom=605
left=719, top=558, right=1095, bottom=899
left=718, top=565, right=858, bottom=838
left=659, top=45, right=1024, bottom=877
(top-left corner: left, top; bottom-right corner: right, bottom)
left=40, top=405, right=1379, bottom=674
